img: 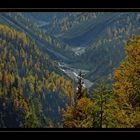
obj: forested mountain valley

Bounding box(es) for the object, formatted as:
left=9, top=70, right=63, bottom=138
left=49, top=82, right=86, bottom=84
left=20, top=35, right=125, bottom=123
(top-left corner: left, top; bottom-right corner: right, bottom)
left=0, top=12, right=140, bottom=128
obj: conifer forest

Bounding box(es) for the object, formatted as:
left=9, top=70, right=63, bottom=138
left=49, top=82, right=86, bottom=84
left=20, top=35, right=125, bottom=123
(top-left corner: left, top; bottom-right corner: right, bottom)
left=0, top=12, right=140, bottom=128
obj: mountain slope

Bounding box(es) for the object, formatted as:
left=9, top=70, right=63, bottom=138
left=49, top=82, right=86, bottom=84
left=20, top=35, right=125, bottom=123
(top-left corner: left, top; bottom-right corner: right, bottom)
left=0, top=13, right=74, bottom=62
left=61, top=12, right=140, bottom=84
left=0, top=12, right=140, bottom=128
left=0, top=24, right=75, bottom=127
left=23, top=12, right=140, bottom=86
left=25, top=12, right=101, bottom=36
left=1, top=12, right=140, bottom=89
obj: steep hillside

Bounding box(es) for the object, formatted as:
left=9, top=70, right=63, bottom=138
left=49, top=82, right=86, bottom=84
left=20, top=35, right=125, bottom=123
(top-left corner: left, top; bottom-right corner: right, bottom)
left=23, top=12, right=140, bottom=85
left=1, top=12, right=140, bottom=89
left=83, top=13, right=140, bottom=82
left=25, top=12, right=101, bottom=36
left=0, top=12, right=140, bottom=128
left=0, top=24, right=75, bottom=127
left=0, top=12, right=74, bottom=62
left=62, top=12, right=140, bottom=83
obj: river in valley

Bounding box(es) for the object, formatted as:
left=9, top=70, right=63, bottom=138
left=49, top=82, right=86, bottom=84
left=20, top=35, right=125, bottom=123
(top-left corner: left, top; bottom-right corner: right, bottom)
left=58, top=62, right=94, bottom=89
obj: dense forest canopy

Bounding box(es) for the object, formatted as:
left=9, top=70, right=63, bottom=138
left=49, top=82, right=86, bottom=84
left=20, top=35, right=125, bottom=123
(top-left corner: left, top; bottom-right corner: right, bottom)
left=0, top=12, right=140, bottom=128
left=0, top=24, right=75, bottom=127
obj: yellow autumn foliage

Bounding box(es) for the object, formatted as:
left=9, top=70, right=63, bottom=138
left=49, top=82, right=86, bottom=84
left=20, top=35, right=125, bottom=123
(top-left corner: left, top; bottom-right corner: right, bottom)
left=113, top=35, right=140, bottom=128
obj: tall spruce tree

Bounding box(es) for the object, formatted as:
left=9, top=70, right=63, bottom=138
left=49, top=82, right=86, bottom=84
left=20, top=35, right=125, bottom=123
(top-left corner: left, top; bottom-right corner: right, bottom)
left=76, top=71, right=84, bottom=100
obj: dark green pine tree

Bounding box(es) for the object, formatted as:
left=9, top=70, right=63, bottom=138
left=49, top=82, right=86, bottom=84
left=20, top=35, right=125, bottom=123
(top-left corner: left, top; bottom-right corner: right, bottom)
left=76, top=71, right=84, bottom=100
